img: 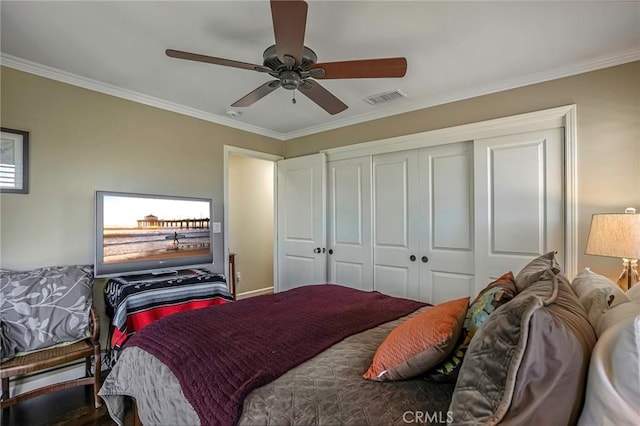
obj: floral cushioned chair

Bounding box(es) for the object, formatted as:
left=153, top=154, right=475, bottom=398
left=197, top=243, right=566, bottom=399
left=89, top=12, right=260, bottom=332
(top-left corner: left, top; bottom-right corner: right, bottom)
left=0, top=265, right=101, bottom=409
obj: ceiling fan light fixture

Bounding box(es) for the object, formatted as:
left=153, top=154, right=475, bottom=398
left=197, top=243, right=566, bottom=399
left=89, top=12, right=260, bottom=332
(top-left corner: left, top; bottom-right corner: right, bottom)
left=280, top=70, right=303, bottom=90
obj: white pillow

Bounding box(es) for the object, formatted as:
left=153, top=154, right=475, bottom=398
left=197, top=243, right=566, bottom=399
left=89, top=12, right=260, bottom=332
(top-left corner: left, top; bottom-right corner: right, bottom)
left=578, top=315, right=640, bottom=426
left=597, top=300, right=640, bottom=337
left=572, top=268, right=630, bottom=309
left=627, top=282, right=640, bottom=301
left=580, top=288, right=614, bottom=334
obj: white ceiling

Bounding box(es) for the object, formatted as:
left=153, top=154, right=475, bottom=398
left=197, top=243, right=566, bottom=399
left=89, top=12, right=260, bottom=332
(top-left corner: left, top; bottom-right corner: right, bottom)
left=1, top=1, right=639, bottom=140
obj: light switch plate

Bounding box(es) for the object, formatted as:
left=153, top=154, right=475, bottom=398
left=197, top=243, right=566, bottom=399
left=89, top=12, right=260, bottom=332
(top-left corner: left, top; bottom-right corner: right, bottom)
left=212, top=222, right=221, bottom=233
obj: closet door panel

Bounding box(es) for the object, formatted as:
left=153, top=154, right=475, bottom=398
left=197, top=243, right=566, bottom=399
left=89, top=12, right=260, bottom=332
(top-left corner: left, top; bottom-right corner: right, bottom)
left=374, top=265, right=410, bottom=299
left=430, top=271, right=475, bottom=304
left=418, top=142, right=475, bottom=302
left=474, top=128, right=563, bottom=292
left=333, top=261, right=364, bottom=289
left=327, top=156, right=372, bottom=290
left=372, top=150, right=420, bottom=300
left=430, top=152, right=473, bottom=251
left=491, top=143, right=544, bottom=254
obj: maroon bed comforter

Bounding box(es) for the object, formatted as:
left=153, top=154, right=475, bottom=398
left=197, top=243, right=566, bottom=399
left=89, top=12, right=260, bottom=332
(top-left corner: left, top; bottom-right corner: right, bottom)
left=126, top=284, right=425, bottom=426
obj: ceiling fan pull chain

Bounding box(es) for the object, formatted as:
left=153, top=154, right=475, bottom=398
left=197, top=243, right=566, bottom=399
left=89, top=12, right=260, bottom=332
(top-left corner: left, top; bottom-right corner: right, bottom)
left=292, top=90, right=297, bottom=105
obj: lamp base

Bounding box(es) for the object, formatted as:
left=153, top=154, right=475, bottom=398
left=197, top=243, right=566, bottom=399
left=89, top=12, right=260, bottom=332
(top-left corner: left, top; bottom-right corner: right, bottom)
left=617, top=259, right=639, bottom=291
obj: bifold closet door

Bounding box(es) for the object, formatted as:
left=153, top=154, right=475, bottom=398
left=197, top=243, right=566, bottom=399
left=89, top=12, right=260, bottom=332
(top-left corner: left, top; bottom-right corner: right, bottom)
left=418, top=142, right=475, bottom=303
left=372, top=150, right=421, bottom=300
left=276, top=153, right=326, bottom=292
left=371, top=143, right=474, bottom=303
left=327, top=156, right=373, bottom=291
left=474, top=128, right=564, bottom=293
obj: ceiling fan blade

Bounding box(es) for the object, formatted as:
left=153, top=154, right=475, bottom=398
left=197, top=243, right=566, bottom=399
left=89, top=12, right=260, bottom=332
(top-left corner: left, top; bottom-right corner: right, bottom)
left=231, top=80, right=281, bottom=107
left=311, top=57, right=407, bottom=79
left=298, top=80, right=348, bottom=115
left=166, top=49, right=268, bottom=72
left=271, top=0, right=307, bottom=65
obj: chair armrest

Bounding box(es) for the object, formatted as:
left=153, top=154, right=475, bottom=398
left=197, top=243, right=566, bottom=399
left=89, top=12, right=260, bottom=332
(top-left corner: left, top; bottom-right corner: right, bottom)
left=89, top=306, right=100, bottom=343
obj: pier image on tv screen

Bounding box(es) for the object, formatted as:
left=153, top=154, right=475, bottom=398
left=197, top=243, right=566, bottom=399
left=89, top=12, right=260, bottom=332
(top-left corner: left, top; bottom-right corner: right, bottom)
left=101, top=194, right=211, bottom=265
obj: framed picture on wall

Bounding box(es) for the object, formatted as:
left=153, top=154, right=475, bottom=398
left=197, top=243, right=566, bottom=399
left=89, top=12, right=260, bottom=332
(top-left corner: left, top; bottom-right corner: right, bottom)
left=0, top=127, right=29, bottom=194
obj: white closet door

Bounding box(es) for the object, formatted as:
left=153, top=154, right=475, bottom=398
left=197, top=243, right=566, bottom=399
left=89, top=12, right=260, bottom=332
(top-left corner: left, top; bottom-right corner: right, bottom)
left=327, top=156, right=373, bottom=290
left=276, top=153, right=326, bottom=292
left=418, top=142, right=475, bottom=304
left=372, top=150, right=420, bottom=300
left=474, top=128, right=564, bottom=293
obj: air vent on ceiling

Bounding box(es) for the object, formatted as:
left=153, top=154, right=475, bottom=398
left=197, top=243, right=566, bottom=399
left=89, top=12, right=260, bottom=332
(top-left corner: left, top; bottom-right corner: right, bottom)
left=363, top=89, right=407, bottom=105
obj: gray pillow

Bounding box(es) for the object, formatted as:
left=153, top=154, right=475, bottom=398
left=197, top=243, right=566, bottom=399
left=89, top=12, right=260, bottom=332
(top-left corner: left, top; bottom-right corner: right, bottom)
left=514, top=251, right=561, bottom=293
left=449, top=272, right=596, bottom=425
left=448, top=293, right=545, bottom=425
left=1, top=265, right=94, bottom=359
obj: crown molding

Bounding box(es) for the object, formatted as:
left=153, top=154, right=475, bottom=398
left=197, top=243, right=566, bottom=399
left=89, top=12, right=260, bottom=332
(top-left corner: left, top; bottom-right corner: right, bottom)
left=0, top=53, right=287, bottom=141
left=2, top=48, right=638, bottom=142
left=282, top=47, right=640, bottom=140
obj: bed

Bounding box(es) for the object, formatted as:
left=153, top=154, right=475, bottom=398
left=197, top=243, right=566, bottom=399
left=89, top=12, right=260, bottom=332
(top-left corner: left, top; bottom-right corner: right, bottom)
left=99, top=284, right=456, bottom=426
left=100, top=252, right=634, bottom=425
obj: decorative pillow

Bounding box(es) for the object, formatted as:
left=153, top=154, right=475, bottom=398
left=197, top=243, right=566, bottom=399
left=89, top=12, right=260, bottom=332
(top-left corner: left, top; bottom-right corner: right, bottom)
left=362, top=297, right=468, bottom=381
left=596, top=300, right=640, bottom=337
left=427, top=272, right=517, bottom=382
left=514, top=251, right=561, bottom=293
left=573, top=268, right=630, bottom=309
left=579, top=288, right=615, bottom=333
left=519, top=272, right=597, bottom=354
left=449, top=272, right=596, bottom=425
left=0, top=265, right=94, bottom=360
left=627, top=282, right=640, bottom=301
left=579, top=316, right=640, bottom=426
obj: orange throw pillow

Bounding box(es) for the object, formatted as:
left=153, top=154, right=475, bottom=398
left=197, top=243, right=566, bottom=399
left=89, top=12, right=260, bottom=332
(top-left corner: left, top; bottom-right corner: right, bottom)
left=363, top=297, right=469, bottom=381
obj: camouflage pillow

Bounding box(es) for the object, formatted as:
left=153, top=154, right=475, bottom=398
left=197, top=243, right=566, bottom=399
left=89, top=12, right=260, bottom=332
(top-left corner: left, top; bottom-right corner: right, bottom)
left=0, top=265, right=94, bottom=360
left=427, top=272, right=516, bottom=382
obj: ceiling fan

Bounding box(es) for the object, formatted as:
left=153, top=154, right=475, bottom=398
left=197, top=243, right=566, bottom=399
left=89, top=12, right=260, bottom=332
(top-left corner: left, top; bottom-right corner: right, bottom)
left=166, top=0, right=407, bottom=115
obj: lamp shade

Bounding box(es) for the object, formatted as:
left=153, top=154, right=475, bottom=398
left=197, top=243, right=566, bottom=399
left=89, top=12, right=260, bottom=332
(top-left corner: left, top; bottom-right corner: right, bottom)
left=585, top=213, right=640, bottom=259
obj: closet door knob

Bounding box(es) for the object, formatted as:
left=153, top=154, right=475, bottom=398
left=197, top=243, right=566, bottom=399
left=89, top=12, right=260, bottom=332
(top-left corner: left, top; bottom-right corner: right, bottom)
left=313, top=247, right=321, bottom=254
left=409, top=255, right=416, bottom=262
left=328, top=249, right=334, bottom=255
left=421, top=256, right=429, bottom=263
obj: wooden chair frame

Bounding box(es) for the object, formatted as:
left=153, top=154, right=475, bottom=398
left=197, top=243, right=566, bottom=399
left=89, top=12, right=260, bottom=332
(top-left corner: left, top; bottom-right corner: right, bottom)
left=0, top=307, right=102, bottom=409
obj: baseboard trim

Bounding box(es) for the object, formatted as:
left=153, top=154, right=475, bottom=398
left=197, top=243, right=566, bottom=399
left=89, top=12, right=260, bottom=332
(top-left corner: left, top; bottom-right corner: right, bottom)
left=236, top=286, right=274, bottom=300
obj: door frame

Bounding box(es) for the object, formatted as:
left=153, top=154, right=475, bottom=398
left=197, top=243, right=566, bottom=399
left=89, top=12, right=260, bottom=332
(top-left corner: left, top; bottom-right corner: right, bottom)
left=321, top=105, right=578, bottom=279
left=223, top=145, right=283, bottom=295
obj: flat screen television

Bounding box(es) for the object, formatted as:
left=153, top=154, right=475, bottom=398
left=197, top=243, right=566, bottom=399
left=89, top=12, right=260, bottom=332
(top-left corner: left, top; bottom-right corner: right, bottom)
left=94, top=190, right=214, bottom=278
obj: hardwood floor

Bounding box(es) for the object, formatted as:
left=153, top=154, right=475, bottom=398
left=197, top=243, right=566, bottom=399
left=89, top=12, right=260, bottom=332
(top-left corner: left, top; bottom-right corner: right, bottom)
left=1, top=382, right=133, bottom=426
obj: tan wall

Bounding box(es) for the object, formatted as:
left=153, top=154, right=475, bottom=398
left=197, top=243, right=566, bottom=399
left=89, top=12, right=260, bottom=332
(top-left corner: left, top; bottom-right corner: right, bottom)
left=228, top=154, right=274, bottom=294
left=285, top=61, right=640, bottom=282
left=2, top=62, right=639, bottom=286
left=0, top=66, right=283, bottom=273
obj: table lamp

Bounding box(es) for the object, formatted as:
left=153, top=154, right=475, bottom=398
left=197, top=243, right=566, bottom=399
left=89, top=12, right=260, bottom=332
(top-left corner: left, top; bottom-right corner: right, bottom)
left=585, top=207, right=640, bottom=290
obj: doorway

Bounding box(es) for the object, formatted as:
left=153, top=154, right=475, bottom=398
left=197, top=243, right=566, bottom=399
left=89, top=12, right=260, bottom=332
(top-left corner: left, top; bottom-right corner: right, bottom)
left=223, top=146, right=282, bottom=298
